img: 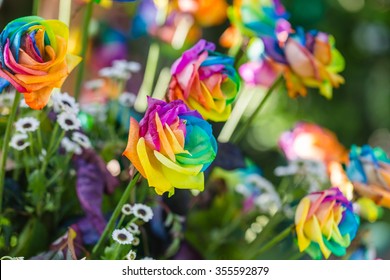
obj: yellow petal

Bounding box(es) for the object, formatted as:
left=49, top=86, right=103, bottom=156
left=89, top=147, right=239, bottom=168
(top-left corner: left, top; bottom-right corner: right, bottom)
left=136, top=138, right=173, bottom=195
left=295, top=197, right=311, bottom=252
left=154, top=151, right=203, bottom=176
left=304, top=216, right=331, bottom=259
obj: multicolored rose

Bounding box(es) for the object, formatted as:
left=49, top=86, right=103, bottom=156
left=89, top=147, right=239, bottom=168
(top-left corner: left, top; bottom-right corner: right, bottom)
left=168, top=39, right=240, bottom=122
left=346, top=145, right=390, bottom=208
left=123, top=97, right=217, bottom=196
left=240, top=28, right=345, bottom=99
left=220, top=0, right=289, bottom=48
left=0, top=16, right=81, bottom=109
left=279, top=122, right=348, bottom=167
left=295, top=187, right=359, bottom=259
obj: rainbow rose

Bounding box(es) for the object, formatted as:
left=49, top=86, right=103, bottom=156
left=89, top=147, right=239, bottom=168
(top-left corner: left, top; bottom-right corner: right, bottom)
left=279, top=122, right=348, bottom=167
left=169, top=39, right=240, bottom=122
left=295, top=187, right=359, bottom=259
left=0, top=16, right=81, bottom=109
left=123, top=97, right=217, bottom=196
left=240, top=28, right=345, bottom=99
left=346, top=145, right=390, bottom=208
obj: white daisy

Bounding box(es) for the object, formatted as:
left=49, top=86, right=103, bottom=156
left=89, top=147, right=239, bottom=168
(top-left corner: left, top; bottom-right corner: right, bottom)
left=15, top=117, right=40, bottom=133
left=121, top=203, right=132, bottom=215
left=132, top=237, right=140, bottom=246
left=61, top=137, right=82, bottom=155
left=118, top=92, right=136, bottom=108
left=81, top=104, right=107, bottom=122
left=112, top=60, right=141, bottom=73
left=274, top=159, right=328, bottom=192
left=71, top=132, right=92, bottom=149
left=0, top=91, right=15, bottom=108
left=99, top=66, right=131, bottom=80
left=125, top=250, right=137, bottom=260
left=126, top=61, right=142, bottom=73
left=112, top=228, right=134, bottom=245
left=9, top=134, right=30, bottom=151
left=132, top=204, right=154, bottom=222
left=52, top=92, right=79, bottom=114
left=84, top=79, right=105, bottom=90
left=126, top=223, right=140, bottom=234
left=57, top=112, right=81, bottom=131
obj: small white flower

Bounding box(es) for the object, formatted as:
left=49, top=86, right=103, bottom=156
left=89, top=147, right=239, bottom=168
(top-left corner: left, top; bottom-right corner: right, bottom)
left=126, top=223, right=140, bottom=234
left=126, top=61, right=142, bottom=73
left=39, top=149, right=47, bottom=161
left=112, top=60, right=128, bottom=71
left=81, top=104, right=107, bottom=122
left=274, top=160, right=328, bottom=192
left=71, top=132, right=91, bottom=149
left=121, top=203, right=132, bottom=215
left=132, top=204, right=153, bottom=222
left=112, top=229, right=134, bottom=245
left=118, top=92, right=136, bottom=108
left=132, top=237, right=140, bottom=246
left=61, top=137, right=82, bottom=155
left=9, top=134, right=30, bottom=151
left=0, top=92, right=15, bottom=108
left=99, top=66, right=131, bottom=80
left=52, top=92, right=79, bottom=114
left=98, top=67, right=115, bottom=78
left=57, top=112, right=81, bottom=131
left=126, top=250, right=137, bottom=260
left=84, top=79, right=105, bottom=90
left=112, top=60, right=141, bottom=73
left=15, top=117, right=40, bottom=133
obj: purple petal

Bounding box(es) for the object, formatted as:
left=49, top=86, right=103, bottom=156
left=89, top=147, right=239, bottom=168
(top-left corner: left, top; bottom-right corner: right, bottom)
left=171, top=39, right=216, bottom=74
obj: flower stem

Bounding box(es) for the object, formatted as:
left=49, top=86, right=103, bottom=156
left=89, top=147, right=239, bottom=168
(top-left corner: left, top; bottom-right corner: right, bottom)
left=0, top=92, right=21, bottom=214
left=91, top=172, right=140, bottom=259
left=134, top=42, right=160, bottom=113
left=58, top=0, right=72, bottom=26
left=254, top=225, right=294, bottom=258
left=74, top=0, right=94, bottom=101
left=41, top=122, right=60, bottom=173
left=231, top=75, right=283, bottom=144
left=32, top=0, right=40, bottom=15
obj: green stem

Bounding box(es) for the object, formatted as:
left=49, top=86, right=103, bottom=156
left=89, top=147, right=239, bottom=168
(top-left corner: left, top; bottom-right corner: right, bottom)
left=254, top=225, right=294, bottom=258
left=231, top=75, right=283, bottom=144
left=91, top=172, right=140, bottom=259
left=74, top=0, right=94, bottom=101
left=32, top=0, right=40, bottom=15
left=0, top=92, right=21, bottom=213
left=112, top=242, right=122, bottom=260
left=37, top=126, right=43, bottom=153
left=134, top=42, right=160, bottom=112
left=41, top=123, right=60, bottom=173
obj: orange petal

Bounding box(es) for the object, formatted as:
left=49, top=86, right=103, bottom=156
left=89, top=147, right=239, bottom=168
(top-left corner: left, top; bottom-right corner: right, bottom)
left=24, top=87, right=53, bottom=110
left=123, top=118, right=146, bottom=178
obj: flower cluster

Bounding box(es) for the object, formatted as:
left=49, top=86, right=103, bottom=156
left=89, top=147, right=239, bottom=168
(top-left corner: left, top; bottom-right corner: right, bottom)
left=123, top=97, right=217, bottom=196
left=169, top=39, right=240, bottom=122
